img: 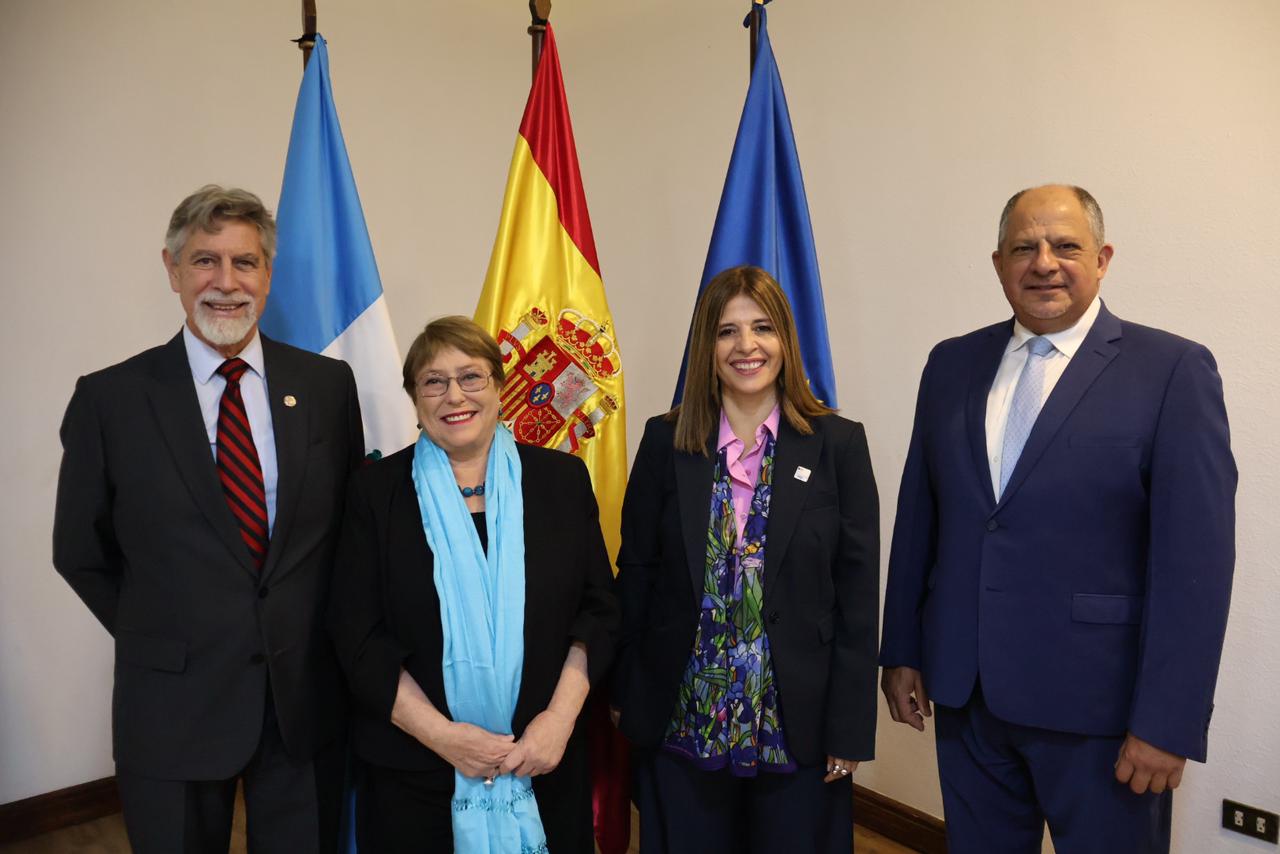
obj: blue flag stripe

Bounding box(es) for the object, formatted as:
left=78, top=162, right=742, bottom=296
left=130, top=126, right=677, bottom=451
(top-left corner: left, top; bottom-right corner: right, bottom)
left=260, top=34, right=383, bottom=354
left=674, top=7, right=837, bottom=408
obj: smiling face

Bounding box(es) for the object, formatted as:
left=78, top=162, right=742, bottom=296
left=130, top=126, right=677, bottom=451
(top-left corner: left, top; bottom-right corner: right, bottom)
left=714, top=294, right=783, bottom=408
left=163, top=219, right=271, bottom=357
left=413, top=345, right=501, bottom=462
left=992, top=186, right=1113, bottom=334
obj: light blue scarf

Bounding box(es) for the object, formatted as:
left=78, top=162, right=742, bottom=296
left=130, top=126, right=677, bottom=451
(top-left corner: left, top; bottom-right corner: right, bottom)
left=411, top=426, right=548, bottom=854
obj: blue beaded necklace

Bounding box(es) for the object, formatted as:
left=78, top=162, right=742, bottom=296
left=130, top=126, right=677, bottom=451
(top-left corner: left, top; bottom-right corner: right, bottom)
left=459, top=483, right=485, bottom=498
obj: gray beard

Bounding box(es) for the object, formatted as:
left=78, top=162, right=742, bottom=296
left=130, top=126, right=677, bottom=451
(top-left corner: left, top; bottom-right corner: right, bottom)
left=193, top=301, right=258, bottom=348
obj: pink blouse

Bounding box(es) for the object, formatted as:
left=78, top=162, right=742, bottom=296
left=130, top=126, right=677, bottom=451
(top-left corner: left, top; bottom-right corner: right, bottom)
left=716, top=404, right=781, bottom=541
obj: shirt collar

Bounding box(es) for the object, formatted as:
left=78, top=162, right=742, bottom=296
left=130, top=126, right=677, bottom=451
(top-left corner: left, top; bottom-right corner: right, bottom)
left=182, top=324, right=265, bottom=385
left=1007, top=295, right=1102, bottom=359
left=717, top=403, right=782, bottom=454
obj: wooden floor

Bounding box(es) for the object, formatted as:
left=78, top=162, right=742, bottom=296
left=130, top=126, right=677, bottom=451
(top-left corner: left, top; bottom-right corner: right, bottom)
left=0, top=808, right=919, bottom=853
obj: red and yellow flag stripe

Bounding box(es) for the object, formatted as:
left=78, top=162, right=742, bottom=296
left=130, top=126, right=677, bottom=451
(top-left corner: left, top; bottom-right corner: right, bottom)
left=475, top=25, right=626, bottom=567
left=474, top=26, right=630, bottom=854
left=473, top=25, right=631, bottom=854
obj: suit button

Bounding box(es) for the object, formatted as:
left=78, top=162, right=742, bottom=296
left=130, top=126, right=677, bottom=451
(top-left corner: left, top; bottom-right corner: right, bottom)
left=768, top=611, right=780, bottom=624
left=258, top=586, right=269, bottom=599
left=986, top=520, right=999, bottom=532
left=250, top=653, right=266, bottom=664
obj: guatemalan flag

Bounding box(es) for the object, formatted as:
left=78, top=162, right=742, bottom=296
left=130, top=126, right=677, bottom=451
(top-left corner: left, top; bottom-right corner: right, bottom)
left=260, top=33, right=417, bottom=459
left=673, top=2, right=838, bottom=407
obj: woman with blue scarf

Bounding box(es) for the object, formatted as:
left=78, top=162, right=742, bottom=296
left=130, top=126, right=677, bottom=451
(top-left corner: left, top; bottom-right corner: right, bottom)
left=329, top=316, right=618, bottom=853
left=612, top=267, right=880, bottom=852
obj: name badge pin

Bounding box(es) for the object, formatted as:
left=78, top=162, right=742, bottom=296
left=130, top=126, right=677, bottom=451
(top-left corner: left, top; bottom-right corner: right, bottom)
left=794, top=466, right=811, bottom=482
left=283, top=395, right=297, bottom=408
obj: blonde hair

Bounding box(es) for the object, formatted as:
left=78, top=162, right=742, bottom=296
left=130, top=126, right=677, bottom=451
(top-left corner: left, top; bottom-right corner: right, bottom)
left=672, top=266, right=833, bottom=455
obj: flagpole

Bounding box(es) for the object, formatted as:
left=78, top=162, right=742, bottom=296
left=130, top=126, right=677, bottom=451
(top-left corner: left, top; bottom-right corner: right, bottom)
left=529, top=0, right=551, bottom=80
left=748, top=0, right=764, bottom=72
left=297, top=0, right=318, bottom=68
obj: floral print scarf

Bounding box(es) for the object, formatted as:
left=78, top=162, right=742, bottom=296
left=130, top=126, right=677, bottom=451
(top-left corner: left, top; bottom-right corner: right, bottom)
left=663, top=432, right=796, bottom=775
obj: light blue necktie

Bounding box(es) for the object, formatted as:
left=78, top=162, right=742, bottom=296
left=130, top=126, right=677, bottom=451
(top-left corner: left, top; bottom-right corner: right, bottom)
left=999, top=336, right=1056, bottom=498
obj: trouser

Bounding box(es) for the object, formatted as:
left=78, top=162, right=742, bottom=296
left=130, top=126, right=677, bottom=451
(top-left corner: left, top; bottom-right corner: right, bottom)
left=935, top=684, right=1172, bottom=854
left=357, top=726, right=594, bottom=854
left=117, top=695, right=344, bottom=854
left=636, top=748, right=854, bottom=854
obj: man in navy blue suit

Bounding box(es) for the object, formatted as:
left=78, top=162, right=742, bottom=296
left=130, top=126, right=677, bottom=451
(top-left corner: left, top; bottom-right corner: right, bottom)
left=879, top=185, right=1236, bottom=853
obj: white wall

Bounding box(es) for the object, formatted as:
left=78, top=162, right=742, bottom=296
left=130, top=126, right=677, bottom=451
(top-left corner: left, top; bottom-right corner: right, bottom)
left=2, top=1, right=1276, bottom=850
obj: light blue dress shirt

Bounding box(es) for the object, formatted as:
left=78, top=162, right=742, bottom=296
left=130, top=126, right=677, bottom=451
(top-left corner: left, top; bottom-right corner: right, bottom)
left=182, top=325, right=279, bottom=533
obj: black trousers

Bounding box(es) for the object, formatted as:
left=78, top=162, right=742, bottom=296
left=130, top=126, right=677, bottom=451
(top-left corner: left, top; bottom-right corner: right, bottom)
left=635, top=749, right=854, bottom=854
left=356, top=764, right=453, bottom=854
left=116, top=695, right=344, bottom=854
left=358, top=742, right=595, bottom=854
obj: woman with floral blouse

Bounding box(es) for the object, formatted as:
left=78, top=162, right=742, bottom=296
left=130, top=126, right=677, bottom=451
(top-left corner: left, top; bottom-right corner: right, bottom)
left=612, top=266, right=881, bottom=852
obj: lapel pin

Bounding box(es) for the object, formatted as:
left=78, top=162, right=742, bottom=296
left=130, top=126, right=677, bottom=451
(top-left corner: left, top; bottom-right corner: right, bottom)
left=794, top=466, right=811, bottom=482
left=283, top=395, right=297, bottom=408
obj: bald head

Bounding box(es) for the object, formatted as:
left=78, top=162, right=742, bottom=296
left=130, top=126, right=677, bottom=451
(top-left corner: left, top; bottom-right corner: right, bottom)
left=998, top=184, right=1105, bottom=251
left=991, top=184, right=1114, bottom=335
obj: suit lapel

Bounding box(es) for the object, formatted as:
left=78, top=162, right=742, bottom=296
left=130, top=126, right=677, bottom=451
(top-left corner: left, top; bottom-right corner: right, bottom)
left=147, top=332, right=258, bottom=576
left=966, top=323, right=1012, bottom=509
left=675, top=435, right=716, bottom=610
left=997, top=304, right=1122, bottom=508
left=260, top=337, right=311, bottom=581
left=762, top=421, right=822, bottom=600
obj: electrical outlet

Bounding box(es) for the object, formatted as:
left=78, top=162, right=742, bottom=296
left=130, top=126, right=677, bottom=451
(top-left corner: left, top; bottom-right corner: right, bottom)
left=1222, top=799, right=1279, bottom=843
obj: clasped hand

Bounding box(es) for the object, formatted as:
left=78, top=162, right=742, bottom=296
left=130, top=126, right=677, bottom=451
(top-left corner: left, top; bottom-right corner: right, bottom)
left=434, top=711, right=574, bottom=780
left=500, top=709, right=575, bottom=777
left=431, top=721, right=515, bottom=780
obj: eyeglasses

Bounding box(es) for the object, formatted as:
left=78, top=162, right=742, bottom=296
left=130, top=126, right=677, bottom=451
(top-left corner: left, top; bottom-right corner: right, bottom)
left=415, top=371, right=493, bottom=398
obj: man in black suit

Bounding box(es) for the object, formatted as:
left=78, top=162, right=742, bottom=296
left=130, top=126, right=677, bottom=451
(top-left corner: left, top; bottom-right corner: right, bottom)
left=53, top=185, right=364, bottom=853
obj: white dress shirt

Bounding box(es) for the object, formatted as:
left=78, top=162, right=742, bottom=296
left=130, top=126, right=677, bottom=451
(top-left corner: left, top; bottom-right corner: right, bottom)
left=984, top=297, right=1101, bottom=497
left=183, top=325, right=279, bottom=532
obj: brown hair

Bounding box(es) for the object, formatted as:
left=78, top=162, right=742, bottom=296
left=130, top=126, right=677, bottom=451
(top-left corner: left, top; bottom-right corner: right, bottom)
left=402, top=316, right=505, bottom=398
left=671, top=265, right=834, bottom=455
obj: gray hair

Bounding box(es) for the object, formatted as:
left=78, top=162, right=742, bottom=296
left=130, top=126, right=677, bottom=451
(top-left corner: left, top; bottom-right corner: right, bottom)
left=165, top=185, right=277, bottom=261
left=997, top=184, right=1105, bottom=250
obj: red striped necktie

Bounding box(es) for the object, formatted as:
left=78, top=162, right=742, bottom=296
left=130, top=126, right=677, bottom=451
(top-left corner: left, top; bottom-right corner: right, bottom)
left=216, top=358, right=269, bottom=569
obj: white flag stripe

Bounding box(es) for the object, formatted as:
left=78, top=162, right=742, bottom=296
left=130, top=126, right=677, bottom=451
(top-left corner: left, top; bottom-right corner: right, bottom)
left=322, top=295, right=418, bottom=457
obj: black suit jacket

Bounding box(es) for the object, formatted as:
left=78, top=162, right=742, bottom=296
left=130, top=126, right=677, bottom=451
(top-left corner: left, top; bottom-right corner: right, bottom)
left=327, top=441, right=619, bottom=773
left=53, top=331, right=364, bottom=779
left=612, top=413, right=880, bottom=765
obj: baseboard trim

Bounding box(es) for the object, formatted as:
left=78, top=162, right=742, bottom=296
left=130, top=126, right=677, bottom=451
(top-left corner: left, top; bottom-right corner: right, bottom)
left=0, top=776, right=120, bottom=844
left=3, top=776, right=945, bottom=852
left=854, top=783, right=947, bottom=854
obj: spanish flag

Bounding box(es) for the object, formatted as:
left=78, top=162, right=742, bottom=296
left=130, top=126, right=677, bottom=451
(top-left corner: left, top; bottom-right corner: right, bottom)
left=474, top=25, right=626, bottom=566
left=473, top=25, right=630, bottom=853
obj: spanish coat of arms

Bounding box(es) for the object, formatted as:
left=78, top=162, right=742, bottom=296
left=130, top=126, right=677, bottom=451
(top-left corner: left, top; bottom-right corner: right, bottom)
left=496, top=306, right=620, bottom=454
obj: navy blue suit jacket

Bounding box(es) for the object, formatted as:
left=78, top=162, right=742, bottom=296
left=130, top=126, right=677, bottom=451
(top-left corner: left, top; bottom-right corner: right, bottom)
left=880, top=302, right=1235, bottom=762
